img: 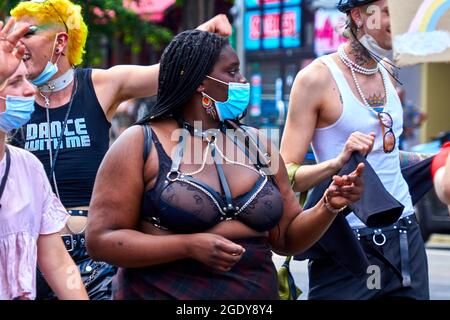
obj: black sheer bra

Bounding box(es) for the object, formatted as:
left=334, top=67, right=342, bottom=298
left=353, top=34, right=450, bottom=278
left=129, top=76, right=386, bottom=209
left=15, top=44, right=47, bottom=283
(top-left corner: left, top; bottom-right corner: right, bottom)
left=140, top=121, right=284, bottom=233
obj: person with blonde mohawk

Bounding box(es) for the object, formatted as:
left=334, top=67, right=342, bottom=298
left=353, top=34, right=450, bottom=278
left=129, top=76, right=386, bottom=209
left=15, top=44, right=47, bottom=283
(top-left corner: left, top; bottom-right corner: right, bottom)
left=9, top=0, right=233, bottom=300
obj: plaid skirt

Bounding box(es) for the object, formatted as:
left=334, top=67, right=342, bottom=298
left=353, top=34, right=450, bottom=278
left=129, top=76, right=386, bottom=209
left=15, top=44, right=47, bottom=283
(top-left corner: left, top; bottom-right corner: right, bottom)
left=113, top=237, right=279, bottom=300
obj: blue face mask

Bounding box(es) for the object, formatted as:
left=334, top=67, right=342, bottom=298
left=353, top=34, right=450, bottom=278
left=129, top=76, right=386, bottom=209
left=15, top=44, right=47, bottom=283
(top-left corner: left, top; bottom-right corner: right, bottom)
left=31, top=36, right=61, bottom=86
left=31, top=61, right=59, bottom=86
left=203, top=75, right=250, bottom=121
left=0, top=95, right=35, bottom=133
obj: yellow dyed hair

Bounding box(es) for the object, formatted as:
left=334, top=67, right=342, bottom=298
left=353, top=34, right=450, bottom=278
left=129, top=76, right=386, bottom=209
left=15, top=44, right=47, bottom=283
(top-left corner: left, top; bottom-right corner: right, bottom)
left=11, top=0, right=88, bottom=66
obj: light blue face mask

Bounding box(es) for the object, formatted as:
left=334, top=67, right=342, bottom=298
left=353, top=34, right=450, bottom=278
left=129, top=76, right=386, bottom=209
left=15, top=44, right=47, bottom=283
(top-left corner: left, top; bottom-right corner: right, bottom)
left=31, top=36, right=61, bottom=86
left=0, top=95, right=35, bottom=133
left=203, top=75, right=250, bottom=121
left=31, top=61, right=59, bottom=86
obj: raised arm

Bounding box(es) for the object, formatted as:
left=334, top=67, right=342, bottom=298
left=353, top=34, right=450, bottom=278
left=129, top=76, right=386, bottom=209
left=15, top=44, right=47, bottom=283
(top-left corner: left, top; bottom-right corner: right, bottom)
left=91, top=14, right=233, bottom=121
left=399, top=150, right=434, bottom=168
left=86, top=125, right=244, bottom=272
left=281, top=61, right=374, bottom=192
left=254, top=128, right=364, bottom=255
left=92, top=64, right=160, bottom=121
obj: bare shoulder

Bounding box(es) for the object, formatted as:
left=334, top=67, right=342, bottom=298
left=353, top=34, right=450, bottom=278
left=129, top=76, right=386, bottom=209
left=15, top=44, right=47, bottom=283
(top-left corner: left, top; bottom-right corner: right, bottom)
left=293, top=57, right=334, bottom=90
left=91, top=66, right=126, bottom=88
left=90, top=68, right=110, bottom=86
left=289, top=56, right=335, bottom=115
left=108, top=125, right=145, bottom=157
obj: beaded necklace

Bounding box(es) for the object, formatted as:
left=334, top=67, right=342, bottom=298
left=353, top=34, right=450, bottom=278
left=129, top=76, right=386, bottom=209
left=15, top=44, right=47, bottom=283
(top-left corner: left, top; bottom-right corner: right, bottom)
left=338, top=44, right=388, bottom=115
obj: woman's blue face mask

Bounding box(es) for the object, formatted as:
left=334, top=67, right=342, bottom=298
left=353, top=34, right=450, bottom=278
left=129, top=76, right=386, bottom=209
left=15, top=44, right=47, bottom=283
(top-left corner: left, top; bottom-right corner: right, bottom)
left=0, top=95, right=35, bottom=133
left=203, top=75, right=250, bottom=121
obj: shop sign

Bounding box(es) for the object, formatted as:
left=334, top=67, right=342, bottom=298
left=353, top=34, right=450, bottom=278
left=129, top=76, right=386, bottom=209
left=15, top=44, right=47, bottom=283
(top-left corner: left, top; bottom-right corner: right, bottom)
left=245, top=7, right=301, bottom=50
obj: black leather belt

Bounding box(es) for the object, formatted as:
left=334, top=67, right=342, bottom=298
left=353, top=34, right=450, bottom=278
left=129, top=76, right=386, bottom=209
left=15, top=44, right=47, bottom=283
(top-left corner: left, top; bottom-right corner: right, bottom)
left=61, top=233, right=86, bottom=252
left=353, top=215, right=416, bottom=287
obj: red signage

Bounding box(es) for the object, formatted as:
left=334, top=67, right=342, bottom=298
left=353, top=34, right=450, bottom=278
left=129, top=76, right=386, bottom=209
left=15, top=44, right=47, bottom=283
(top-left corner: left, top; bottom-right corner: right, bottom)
left=249, top=11, right=297, bottom=39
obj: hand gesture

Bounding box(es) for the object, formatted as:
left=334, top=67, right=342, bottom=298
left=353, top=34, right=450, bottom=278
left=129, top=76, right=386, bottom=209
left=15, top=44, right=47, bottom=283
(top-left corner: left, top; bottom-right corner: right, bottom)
left=196, top=14, right=232, bottom=37
left=187, top=233, right=245, bottom=272
left=326, top=163, right=365, bottom=211
left=0, top=18, right=30, bottom=84
left=335, top=132, right=375, bottom=169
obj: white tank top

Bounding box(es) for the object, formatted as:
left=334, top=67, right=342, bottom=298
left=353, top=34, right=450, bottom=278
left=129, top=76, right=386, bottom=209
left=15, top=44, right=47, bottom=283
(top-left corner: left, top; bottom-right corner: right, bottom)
left=311, top=55, right=414, bottom=229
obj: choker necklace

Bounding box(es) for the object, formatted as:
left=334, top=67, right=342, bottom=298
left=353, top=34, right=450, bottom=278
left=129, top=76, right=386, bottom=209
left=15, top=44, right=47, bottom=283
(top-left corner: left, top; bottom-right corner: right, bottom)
left=39, top=68, right=74, bottom=93
left=338, top=44, right=379, bottom=75
left=0, top=146, right=11, bottom=210
left=178, top=118, right=225, bottom=140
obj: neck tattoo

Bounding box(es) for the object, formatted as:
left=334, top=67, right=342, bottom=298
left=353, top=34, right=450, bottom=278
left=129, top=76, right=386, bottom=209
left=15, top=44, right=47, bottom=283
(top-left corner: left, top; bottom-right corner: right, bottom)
left=350, top=40, right=373, bottom=66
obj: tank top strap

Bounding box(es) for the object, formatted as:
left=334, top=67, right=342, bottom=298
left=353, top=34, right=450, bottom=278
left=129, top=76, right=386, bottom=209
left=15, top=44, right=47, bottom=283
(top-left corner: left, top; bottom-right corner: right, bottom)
left=378, top=62, right=397, bottom=95
left=319, top=55, right=354, bottom=100
left=148, top=127, right=172, bottom=166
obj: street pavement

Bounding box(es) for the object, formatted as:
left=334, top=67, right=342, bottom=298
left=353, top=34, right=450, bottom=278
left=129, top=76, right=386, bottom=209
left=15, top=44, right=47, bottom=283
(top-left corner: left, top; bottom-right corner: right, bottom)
left=273, top=234, right=450, bottom=300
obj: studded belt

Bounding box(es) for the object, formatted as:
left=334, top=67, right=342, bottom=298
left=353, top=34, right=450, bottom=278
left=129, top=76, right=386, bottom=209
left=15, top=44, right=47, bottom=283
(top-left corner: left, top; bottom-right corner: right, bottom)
left=61, top=233, right=86, bottom=252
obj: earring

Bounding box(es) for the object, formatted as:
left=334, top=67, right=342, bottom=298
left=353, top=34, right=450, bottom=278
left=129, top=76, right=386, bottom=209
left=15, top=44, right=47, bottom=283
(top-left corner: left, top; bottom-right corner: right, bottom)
left=55, top=49, right=60, bottom=54
left=201, top=93, right=217, bottom=120
left=202, top=95, right=212, bottom=109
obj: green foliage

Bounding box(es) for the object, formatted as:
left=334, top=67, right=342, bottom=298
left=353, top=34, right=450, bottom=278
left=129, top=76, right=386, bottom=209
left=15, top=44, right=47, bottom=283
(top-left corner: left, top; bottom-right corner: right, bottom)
left=0, top=0, right=21, bottom=16
left=75, top=0, right=172, bottom=66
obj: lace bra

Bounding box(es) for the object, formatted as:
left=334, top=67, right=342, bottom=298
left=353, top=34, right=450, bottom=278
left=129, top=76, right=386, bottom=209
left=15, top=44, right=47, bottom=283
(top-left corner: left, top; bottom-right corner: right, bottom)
left=140, top=121, right=284, bottom=233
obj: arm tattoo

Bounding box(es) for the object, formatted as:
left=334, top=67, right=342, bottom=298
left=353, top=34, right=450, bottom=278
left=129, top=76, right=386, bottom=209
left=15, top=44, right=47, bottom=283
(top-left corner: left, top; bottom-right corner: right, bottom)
left=399, top=151, right=434, bottom=168
left=350, top=40, right=373, bottom=66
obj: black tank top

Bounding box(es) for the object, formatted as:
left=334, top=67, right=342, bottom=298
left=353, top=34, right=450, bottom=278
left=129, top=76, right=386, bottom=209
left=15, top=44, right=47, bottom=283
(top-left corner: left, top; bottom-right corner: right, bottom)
left=21, top=68, right=111, bottom=207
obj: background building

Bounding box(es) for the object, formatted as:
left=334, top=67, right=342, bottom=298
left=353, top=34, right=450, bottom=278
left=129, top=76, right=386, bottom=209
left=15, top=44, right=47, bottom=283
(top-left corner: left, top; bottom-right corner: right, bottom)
left=240, top=0, right=315, bottom=131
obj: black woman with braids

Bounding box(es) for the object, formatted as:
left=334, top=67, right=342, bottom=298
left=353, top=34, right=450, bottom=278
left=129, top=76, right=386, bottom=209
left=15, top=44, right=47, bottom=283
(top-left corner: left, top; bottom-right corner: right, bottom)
left=86, top=29, right=365, bottom=300
left=10, top=0, right=234, bottom=301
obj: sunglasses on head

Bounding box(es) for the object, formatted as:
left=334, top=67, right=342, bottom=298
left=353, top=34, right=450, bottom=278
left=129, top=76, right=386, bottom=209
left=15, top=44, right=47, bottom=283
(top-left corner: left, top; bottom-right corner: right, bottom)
left=378, top=111, right=396, bottom=153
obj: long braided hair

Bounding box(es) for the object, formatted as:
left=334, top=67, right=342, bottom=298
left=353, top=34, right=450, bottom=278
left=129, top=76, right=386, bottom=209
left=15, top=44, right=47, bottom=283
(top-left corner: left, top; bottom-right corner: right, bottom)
left=137, top=30, right=228, bottom=123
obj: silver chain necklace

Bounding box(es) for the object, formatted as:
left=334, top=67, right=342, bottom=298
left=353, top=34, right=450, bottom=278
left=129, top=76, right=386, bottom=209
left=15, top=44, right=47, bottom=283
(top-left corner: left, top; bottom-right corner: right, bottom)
left=38, top=76, right=78, bottom=198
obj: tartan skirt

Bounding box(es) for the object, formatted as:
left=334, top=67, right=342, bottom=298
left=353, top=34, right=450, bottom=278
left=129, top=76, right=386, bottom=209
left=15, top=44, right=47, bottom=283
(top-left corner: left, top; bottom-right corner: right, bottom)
left=113, top=237, right=279, bottom=300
